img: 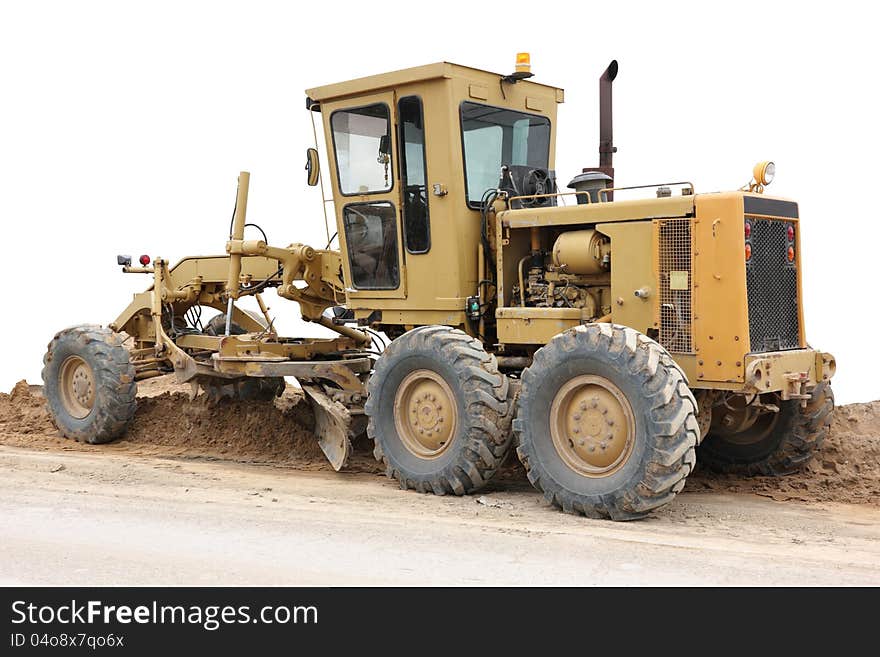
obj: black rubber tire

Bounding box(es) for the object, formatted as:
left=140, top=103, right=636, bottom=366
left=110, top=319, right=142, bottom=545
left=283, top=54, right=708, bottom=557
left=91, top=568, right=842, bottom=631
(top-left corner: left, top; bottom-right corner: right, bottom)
left=697, top=382, right=834, bottom=475
left=513, top=324, right=699, bottom=520
left=203, top=378, right=285, bottom=402
left=203, top=315, right=284, bottom=401
left=204, top=313, right=246, bottom=336
left=41, top=325, right=137, bottom=444
left=365, top=325, right=514, bottom=495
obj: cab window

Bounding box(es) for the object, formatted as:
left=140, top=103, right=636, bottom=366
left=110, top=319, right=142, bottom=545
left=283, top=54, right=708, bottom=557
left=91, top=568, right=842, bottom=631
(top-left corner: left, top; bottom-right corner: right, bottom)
left=343, top=202, right=400, bottom=290
left=331, top=104, right=393, bottom=195
left=460, top=102, right=551, bottom=207
left=398, top=96, right=430, bottom=254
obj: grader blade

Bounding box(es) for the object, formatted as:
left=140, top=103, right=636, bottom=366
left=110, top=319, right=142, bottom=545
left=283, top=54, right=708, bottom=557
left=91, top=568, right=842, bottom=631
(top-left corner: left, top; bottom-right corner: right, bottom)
left=302, top=384, right=351, bottom=471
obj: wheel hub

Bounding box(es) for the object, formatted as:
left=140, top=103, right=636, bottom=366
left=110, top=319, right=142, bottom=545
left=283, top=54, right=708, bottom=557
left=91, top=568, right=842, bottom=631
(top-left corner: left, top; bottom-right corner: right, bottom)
left=550, top=375, right=635, bottom=477
left=59, top=355, right=96, bottom=419
left=394, top=369, right=458, bottom=459
left=711, top=394, right=780, bottom=444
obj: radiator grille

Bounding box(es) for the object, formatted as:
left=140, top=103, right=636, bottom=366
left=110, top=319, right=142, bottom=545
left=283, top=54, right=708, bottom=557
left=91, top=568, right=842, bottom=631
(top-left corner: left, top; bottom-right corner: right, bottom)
left=657, top=218, right=693, bottom=353
left=746, top=217, right=800, bottom=352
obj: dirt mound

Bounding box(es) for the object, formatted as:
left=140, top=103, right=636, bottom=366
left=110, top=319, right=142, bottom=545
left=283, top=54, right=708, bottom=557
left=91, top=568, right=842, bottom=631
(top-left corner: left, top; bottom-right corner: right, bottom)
left=0, top=380, right=380, bottom=474
left=688, top=401, right=880, bottom=505
left=1, top=379, right=878, bottom=505
left=0, top=381, right=55, bottom=435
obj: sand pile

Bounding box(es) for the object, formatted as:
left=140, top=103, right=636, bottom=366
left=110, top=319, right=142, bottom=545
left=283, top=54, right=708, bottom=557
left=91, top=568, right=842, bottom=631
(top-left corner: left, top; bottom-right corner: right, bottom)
left=0, top=380, right=379, bottom=473
left=1, top=379, right=877, bottom=504
left=0, top=381, right=55, bottom=435
left=688, top=401, right=880, bottom=504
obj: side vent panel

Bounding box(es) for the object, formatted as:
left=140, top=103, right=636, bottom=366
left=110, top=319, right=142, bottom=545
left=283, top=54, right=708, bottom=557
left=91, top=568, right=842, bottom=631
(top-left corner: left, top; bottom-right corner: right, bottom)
left=656, top=218, right=694, bottom=354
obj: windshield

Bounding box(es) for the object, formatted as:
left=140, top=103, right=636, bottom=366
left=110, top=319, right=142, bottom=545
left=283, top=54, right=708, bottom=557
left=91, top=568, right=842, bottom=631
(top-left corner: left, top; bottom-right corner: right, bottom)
left=460, top=102, right=551, bottom=206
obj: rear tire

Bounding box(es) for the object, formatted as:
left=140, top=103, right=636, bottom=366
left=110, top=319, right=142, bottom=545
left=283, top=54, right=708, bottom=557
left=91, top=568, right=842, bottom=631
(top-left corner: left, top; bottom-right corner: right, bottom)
left=697, top=382, right=834, bottom=475
left=42, top=325, right=137, bottom=444
left=365, top=326, right=513, bottom=495
left=514, top=324, right=699, bottom=520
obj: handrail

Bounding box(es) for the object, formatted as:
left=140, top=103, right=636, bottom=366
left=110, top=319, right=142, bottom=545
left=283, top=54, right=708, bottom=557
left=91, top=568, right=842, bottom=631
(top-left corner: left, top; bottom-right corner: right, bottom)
left=598, top=181, right=694, bottom=202
left=506, top=191, right=593, bottom=205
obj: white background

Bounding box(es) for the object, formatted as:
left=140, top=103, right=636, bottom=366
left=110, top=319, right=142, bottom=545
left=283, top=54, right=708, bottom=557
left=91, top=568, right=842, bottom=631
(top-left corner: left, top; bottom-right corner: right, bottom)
left=0, top=0, right=876, bottom=403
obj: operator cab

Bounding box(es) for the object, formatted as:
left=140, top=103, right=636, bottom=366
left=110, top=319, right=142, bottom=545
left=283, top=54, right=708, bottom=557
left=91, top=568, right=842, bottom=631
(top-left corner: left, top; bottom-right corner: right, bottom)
left=305, top=59, right=563, bottom=324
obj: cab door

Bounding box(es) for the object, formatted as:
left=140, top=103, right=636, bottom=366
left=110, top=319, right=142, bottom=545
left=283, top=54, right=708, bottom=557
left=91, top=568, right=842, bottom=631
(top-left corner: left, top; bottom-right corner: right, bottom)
left=325, top=92, right=406, bottom=299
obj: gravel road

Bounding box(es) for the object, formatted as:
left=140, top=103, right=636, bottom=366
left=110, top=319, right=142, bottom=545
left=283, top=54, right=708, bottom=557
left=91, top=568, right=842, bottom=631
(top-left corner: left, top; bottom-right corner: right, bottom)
left=2, top=446, right=878, bottom=586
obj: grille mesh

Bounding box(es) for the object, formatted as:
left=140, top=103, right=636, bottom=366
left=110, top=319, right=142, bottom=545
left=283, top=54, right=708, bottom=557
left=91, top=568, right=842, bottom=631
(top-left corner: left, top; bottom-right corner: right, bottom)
left=746, top=217, right=800, bottom=352
left=657, top=219, right=693, bottom=353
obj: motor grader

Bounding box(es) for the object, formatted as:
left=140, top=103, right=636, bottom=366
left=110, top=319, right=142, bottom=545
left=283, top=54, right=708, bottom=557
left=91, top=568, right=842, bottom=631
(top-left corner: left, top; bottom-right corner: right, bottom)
left=42, top=55, right=836, bottom=520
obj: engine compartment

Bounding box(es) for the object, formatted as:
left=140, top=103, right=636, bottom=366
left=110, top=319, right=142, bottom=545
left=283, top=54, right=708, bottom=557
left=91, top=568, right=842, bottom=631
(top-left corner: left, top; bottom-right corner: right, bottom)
left=509, top=227, right=612, bottom=320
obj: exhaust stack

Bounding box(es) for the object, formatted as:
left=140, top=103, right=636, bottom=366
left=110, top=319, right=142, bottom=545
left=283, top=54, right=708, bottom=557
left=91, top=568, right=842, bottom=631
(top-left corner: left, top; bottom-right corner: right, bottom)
left=598, top=59, right=618, bottom=178
left=567, top=60, right=618, bottom=203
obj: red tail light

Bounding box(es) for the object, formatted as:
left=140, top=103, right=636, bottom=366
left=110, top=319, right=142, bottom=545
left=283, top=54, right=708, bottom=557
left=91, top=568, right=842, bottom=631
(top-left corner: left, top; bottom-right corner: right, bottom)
left=744, top=221, right=752, bottom=238
left=786, top=224, right=795, bottom=241
left=139, top=254, right=151, bottom=266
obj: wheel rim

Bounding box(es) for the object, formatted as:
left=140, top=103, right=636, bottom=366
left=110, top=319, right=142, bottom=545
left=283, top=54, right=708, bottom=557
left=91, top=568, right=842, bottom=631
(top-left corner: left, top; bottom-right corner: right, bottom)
left=59, top=355, right=96, bottom=419
left=549, top=375, right=636, bottom=477
left=712, top=404, right=779, bottom=445
left=393, top=369, right=458, bottom=459
left=712, top=396, right=780, bottom=445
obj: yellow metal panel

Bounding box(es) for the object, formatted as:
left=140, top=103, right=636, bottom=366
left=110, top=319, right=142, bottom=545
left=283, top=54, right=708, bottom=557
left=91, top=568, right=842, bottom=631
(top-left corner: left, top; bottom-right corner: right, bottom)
left=692, top=194, right=750, bottom=383
left=468, top=84, right=488, bottom=100
left=596, top=221, right=655, bottom=335
left=496, top=308, right=585, bottom=344
left=307, top=62, right=564, bottom=104
left=354, top=309, right=467, bottom=327
left=526, top=96, right=544, bottom=111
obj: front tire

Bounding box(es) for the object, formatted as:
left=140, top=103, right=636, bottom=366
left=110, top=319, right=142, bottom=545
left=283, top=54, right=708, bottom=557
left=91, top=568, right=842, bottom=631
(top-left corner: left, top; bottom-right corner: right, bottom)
left=365, top=326, right=513, bottom=495
left=203, top=315, right=285, bottom=401
left=514, top=324, right=699, bottom=520
left=42, top=325, right=137, bottom=444
left=697, top=383, right=834, bottom=475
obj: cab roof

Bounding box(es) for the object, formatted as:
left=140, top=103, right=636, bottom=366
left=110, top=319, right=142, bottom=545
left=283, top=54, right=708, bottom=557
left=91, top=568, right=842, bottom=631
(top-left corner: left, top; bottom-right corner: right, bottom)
left=306, top=61, right=565, bottom=104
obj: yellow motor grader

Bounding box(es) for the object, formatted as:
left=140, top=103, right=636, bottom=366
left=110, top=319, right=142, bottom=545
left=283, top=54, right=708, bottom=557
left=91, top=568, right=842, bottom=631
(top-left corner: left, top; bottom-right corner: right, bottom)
left=42, top=55, right=835, bottom=519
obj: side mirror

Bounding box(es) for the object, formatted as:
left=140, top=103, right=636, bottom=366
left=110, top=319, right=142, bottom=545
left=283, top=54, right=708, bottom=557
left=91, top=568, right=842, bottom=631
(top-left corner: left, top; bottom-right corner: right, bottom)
left=378, top=134, right=391, bottom=155
left=305, top=148, right=320, bottom=187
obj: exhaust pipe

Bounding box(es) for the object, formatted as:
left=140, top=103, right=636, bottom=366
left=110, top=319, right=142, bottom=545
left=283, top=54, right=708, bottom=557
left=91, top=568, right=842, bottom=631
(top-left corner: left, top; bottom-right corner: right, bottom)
left=567, top=60, right=618, bottom=203
left=598, top=59, right=618, bottom=177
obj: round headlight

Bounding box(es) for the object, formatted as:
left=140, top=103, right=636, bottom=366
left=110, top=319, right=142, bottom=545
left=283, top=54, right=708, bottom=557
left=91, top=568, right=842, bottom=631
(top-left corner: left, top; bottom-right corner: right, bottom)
left=753, top=161, right=776, bottom=186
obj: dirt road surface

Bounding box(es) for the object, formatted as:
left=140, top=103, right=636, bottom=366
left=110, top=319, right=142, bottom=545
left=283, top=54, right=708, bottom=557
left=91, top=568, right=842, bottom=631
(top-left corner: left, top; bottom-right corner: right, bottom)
left=2, top=380, right=879, bottom=585
left=2, top=447, right=880, bottom=586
